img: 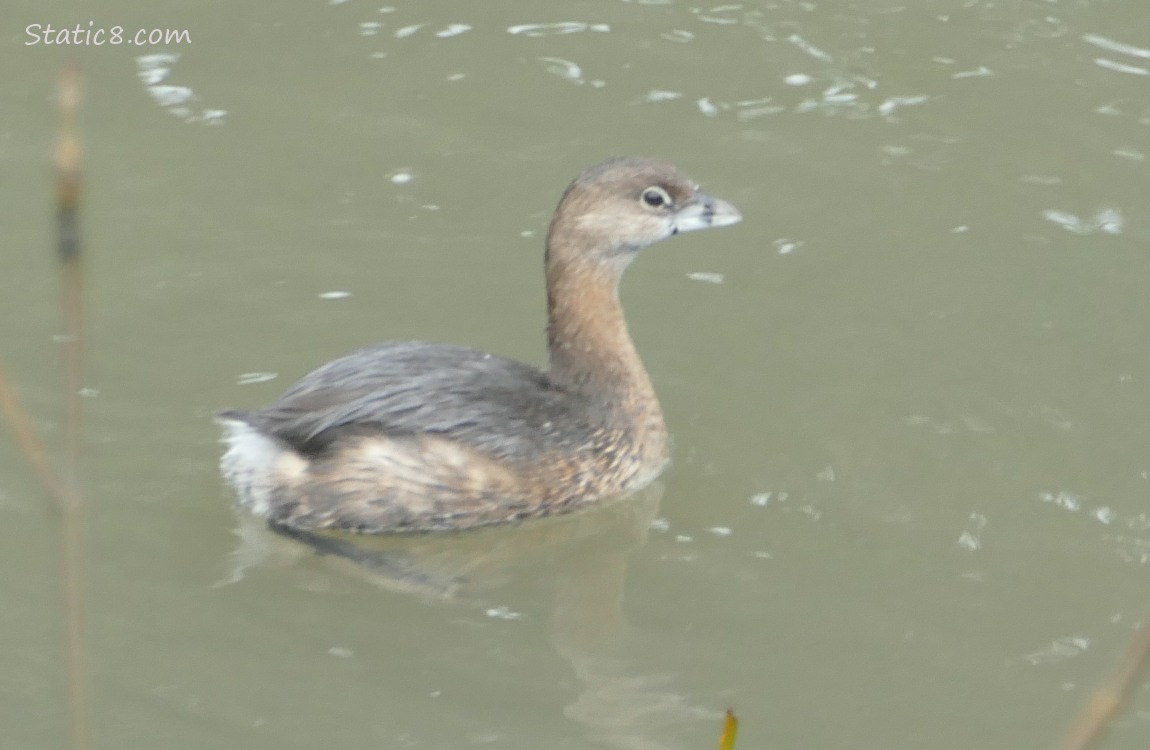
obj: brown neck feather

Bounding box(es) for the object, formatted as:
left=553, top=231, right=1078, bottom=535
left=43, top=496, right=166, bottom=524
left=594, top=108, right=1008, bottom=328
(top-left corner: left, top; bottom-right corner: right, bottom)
left=544, top=229, right=656, bottom=407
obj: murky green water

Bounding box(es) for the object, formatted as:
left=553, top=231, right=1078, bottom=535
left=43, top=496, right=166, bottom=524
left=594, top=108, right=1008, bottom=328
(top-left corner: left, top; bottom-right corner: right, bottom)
left=3, top=1, right=1149, bottom=748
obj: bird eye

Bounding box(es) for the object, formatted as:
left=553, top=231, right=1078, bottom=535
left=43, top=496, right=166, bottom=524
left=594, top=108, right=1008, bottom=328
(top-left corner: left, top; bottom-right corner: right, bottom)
left=641, top=186, right=671, bottom=208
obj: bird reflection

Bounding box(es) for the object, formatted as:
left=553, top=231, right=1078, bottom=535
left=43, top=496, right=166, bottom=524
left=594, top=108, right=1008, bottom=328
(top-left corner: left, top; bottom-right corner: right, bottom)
left=223, top=484, right=711, bottom=749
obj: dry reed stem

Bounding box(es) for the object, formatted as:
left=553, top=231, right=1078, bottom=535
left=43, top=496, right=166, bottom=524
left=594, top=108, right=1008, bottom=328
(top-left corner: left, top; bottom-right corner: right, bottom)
left=1056, top=615, right=1150, bottom=750
left=55, top=62, right=89, bottom=750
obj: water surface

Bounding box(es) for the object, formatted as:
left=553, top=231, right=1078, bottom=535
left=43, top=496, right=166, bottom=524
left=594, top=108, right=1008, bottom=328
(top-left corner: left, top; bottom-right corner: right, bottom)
left=2, top=1, right=1149, bottom=748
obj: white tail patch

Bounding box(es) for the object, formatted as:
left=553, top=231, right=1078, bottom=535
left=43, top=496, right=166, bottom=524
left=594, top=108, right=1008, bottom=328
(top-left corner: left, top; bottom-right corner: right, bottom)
left=217, top=417, right=304, bottom=517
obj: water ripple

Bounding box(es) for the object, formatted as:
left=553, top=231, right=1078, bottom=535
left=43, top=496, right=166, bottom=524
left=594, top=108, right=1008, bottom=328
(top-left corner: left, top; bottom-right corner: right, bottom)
left=1020, top=636, right=1090, bottom=666
left=638, top=90, right=683, bottom=103
left=877, top=95, right=928, bottom=117
left=538, top=57, right=594, bottom=86
left=507, top=22, right=610, bottom=37
left=951, top=66, right=994, bottom=80
left=1041, top=208, right=1123, bottom=235
left=661, top=29, right=694, bottom=43
left=1037, top=494, right=1150, bottom=565
left=1082, top=33, right=1150, bottom=60
left=692, top=70, right=933, bottom=121
left=136, top=53, right=227, bottom=125
left=1094, top=58, right=1148, bottom=77
left=787, top=33, right=834, bottom=63
left=750, top=491, right=788, bottom=507
left=694, top=5, right=743, bottom=26
left=956, top=513, right=987, bottom=552
left=1090, top=57, right=1145, bottom=75
left=237, top=372, right=277, bottom=385
left=394, top=23, right=425, bottom=39
left=436, top=24, right=471, bottom=38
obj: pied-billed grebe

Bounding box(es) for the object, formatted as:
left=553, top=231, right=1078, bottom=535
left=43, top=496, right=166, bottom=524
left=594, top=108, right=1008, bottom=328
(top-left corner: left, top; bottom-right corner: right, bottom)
left=218, top=157, right=741, bottom=534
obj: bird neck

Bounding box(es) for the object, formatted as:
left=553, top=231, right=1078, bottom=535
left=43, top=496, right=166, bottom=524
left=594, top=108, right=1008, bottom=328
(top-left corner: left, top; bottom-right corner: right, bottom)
left=544, top=238, right=657, bottom=413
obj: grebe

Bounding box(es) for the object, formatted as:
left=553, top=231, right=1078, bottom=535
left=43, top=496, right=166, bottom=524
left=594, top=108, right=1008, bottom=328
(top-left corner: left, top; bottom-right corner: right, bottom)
left=219, top=157, right=741, bottom=533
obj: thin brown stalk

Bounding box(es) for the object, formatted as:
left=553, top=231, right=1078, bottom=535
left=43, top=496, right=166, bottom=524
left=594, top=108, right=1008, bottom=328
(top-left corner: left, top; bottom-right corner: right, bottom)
left=57, top=64, right=83, bottom=478
left=55, top=62, right=88, bottom=750
left=0, top=362, right=64, bottom=498
left=1056, top=615, right=1150, bottom=750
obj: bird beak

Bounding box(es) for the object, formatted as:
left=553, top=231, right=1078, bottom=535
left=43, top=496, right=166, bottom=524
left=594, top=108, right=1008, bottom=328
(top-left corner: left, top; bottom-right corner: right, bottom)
left=672, top=193, right=743, bottom=234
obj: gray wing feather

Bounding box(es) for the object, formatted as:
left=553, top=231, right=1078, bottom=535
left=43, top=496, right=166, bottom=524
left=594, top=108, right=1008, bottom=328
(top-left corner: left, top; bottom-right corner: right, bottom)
left=237, top=342, right=578, bottom=458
